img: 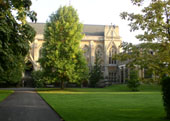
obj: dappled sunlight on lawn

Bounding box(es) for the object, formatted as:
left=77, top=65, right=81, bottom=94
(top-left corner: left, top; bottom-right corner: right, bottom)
left=38, top=86, right=166, bottom=121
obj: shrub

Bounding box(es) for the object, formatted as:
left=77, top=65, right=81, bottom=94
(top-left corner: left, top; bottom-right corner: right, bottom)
left=31, top=71, right=45, bottom=88
left=127, top=70, right=140, bottom=91
left=161, top=76, right=170, bottom=119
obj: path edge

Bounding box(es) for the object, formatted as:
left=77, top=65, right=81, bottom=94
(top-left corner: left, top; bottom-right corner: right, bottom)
left=36, top=91, right=65, bottom=121
left=0, top=90, right=14, bottom=103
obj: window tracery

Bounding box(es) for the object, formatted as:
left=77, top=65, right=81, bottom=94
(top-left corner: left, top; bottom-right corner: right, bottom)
left=95, top=45, right=103, bottom=63
left=109, top=46, right=117, bottom=64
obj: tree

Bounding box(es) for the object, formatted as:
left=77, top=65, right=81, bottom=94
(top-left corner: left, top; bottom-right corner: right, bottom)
left=75, top=50, right=89, bottom=87
left=39, top=6, right=87, bottom=89
left=32, top=70, right=45, bottom=88
left=127, top=69, right=140, bottom=91
left=118, top=42, right=164, bottom=82
left=120, top=0, right=170, bottom=77
left=120, top=0, right=170, bottom=119
left=0, top=0, right=36, bottom=86
left=89, top=53, right=103, bottom=87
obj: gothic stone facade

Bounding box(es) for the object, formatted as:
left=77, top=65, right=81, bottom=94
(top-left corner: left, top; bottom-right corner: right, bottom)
left=29, top=23, right=127, bottom=85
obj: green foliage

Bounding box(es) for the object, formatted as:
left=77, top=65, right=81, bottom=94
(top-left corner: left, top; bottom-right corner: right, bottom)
left=0, top=56, right=24, bottom=86
left=39, top=6, right=87, bottom=89
left=0, top=0, right=36, bottom=86
left=89, top=54, right=103, bottom=87
left=161, top=77, right=170, bottom=119
left=32, top=71, right=45, bottom=88
left=75, top=50, right=89, bottom=86
left=120, top=0, right=170, bottom=76
left=117, top=42, right=167, bottom=80
left=127, top=70, right=140, bottom=91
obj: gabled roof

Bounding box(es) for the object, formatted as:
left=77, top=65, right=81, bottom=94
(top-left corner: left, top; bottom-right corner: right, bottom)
left=29, top=23, right=104, bottom=36
left=29, top=23, right=45, bottom=35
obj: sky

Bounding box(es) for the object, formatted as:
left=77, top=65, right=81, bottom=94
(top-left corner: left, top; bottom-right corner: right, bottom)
left=29, top=0, right=145, bottom=44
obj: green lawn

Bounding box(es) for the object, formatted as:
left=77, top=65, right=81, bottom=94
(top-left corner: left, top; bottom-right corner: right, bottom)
left=0, top=90, right=13, bottom=102
left=38, top=85, right=169, bottom=121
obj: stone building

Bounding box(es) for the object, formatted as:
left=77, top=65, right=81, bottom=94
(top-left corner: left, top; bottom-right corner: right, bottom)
left=28, top=23, right=126, bottom=85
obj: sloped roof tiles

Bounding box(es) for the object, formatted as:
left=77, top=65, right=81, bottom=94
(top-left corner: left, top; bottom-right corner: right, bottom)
left=29, top=23, right=105, bottom=36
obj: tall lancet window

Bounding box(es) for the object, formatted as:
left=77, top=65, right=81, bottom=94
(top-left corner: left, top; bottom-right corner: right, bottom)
left=83, top=45, right=90, bottom=63
left=95, top=46, right=103, bottom=63
left=109, top=46, right=117, bottom=64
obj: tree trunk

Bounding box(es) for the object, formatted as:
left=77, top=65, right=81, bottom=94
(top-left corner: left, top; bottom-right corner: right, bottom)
left=60, top=80, right=64, bottom=90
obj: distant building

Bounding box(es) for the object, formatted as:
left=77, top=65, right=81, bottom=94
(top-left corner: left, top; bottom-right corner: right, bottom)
left=28, top=23, right=127, bottom=86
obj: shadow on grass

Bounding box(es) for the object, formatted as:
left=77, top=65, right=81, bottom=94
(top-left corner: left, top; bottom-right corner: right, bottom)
left=36, top=84, right=161, bottom=93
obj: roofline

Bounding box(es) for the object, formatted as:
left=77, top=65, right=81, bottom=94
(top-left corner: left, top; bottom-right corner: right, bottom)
left=84, top=24, right=118, bottom=27
left=28, top=22, right=118, bottom=27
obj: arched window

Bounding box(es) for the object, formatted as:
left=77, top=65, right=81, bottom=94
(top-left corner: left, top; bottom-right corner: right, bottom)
left=95, top=45, right=103, bottom=62
left=109, top=46, right=117, bottom=64
left=83, top=45, right=90, bottom=63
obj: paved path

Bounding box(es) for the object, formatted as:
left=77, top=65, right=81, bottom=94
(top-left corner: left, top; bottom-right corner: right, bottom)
left=0, top=88, right=62, bottom=121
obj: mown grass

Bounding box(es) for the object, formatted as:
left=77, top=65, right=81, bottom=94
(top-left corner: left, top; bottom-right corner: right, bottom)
left=37, top=84, right=161, bottom=92
left=0, top=90, right=13, bottom=102
left=38, top=84, right=169, bottom=121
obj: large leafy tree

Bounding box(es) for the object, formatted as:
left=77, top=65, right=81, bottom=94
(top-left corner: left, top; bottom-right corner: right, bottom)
left=120, top=0, right=170, bottom=119
left=0, top=0, right=37, bottom=86
left=39, top=6, right=88, bottom=89
left=120, top=0, right=170, bottom=77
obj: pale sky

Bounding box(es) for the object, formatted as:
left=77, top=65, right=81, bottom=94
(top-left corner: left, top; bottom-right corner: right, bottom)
left=29, top=0, right=145, bottom=44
